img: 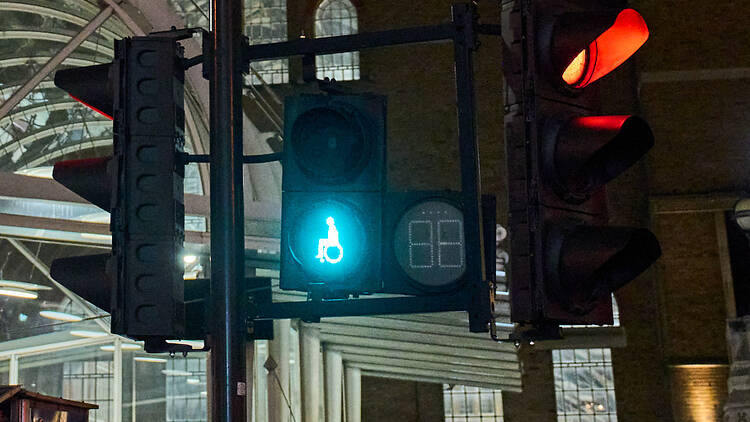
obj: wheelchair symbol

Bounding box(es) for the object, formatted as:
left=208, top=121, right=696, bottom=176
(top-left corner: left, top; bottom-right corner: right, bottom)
left=316, top=216, right=343, bottom=264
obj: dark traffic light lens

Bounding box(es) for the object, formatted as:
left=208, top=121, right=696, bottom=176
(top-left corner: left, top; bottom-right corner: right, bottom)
left=290, top=107, right=368, bottom=185
left=392, top=200, right=466, bottom=289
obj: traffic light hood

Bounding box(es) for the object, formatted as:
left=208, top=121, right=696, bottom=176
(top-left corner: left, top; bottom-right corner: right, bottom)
left=547, top=225, right=662, bottom=316
left=546, top=115, right=654, bottom=203
left=53, top=157, right=114, bottom=211
left=54, top=63, right=115, bottom=119
left=549, top=8, right=649, bottom=88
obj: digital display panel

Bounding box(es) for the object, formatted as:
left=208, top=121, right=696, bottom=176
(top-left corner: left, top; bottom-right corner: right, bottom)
left=393, top=200, right=465, bottom=287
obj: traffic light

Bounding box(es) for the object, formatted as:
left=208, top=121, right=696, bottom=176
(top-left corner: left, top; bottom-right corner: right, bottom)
left=502, top=0, right=661, bottom=326
left=50, top=36, right=186, bottom=340
left=280, top=93, right=385, bottom=296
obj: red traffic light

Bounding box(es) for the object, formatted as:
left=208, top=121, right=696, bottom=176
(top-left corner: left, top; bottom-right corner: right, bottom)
left=54, top=63, right=115, bottom=119
left=553, top=9, right=649, bottom=88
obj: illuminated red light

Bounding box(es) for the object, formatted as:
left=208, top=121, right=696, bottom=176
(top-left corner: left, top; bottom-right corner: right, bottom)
left=571, top=115, right=629, bottom=131
left=69, top=94, right=113, bottom=120
left=563, top=9, right=649, bottom=88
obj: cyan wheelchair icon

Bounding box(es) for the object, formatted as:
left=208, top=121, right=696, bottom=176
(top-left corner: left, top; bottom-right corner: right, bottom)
left=315, top=216, right=343, bottom=264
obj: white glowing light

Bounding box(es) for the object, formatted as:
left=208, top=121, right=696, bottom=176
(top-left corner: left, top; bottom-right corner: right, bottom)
left=101, top=343, right=141, bottom=351
left=134, top=357, right=167, bottom=363
left=186, top=378, right=201, bottom=385
left=162, top=369, right=192, bottom=376
left=0, top=288, right=37, bottom=299
left=39, top=311, right=82, bottom=322
left=183, top=255, right=198, bottom=264
left=166, top=339, right=205, bottom=349
left=0, top=280, right=52, bottom=291
left=315, top=217, right=343, bottom=264
left=70, top=330, right=109, bottom=338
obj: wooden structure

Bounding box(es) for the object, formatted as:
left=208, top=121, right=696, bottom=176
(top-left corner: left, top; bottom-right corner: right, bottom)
left=0, top=386, right=97, bottom=422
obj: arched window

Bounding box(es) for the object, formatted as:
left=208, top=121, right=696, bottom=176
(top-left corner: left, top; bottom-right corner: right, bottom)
left=245, top=0, right=289, bottom=84
left=314, top=0, right=360, bottom=81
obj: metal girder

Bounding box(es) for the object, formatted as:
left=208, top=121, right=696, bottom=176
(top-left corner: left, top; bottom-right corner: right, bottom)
left=324, top=344, right=518, bottom=371
left=0, top=5, right=113, bottom=120
left=0, top=99, right=79, bottom=128
left=318, top=323, right=516, bottom=353
left=360, top=370, right=520, bottom=392
left=319, top=332, right=517, bottom=364
left=0, top=31, right=115, bottom=57
left=336, top=352, right=520, bottom=379
left=1, top=120, right=111, bottom=150
left=23, top=137, right=111, bottom=168
left=321, top=316, right=513, bottom=344
left=0, top=2, right=120, bottom=40
left=354, top=363, right=522, bottom=390
left=0, top=56, right=100, bottom=69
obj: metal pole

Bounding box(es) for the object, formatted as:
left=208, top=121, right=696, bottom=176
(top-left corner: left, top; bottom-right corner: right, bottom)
left=209, top=0, right=247, bottom=420
left=452, top=3, right=487, bottom=331
left=300, top=325, right=321, bottom=422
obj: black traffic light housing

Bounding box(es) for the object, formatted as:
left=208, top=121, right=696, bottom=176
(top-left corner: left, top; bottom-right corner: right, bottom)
left=280, top=93, right=386, bottom=296
left=503, top=0, right=661, bottom=326
left=50, top=36, right=186, bottom=340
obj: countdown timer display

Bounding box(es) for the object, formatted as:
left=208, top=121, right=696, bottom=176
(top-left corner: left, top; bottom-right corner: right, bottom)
left=392, top=200, right=466, bottom=288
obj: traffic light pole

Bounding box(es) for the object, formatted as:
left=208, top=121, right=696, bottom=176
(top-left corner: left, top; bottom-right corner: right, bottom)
left=209, top=0, right=247, bottom=420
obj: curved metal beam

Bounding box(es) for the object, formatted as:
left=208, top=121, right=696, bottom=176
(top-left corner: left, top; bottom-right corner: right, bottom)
left=0, top=2, right=121, bottom=40
left=1, top=120, right=111, bottom=150
left=0, top=99, right=79, bottom=128
left=0, top=31, right=114, bottom=57
left=23, top=137, right=111, bottom=168
left=0, top=56, right=103, bottom=69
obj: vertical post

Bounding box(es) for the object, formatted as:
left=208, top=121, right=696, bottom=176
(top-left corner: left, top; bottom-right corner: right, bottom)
left=113, top=338, right=123, bottom=422
left=268, top=319, right=291, bottom=422
left=8, top=354, right=18, bottom=385
left=344, top=366, right=361, bottom=422
left=324, top=349, right=343, bottom=422
left=452, top=3, right=488, bottom=331
left=209, top=0, right=247, bottom=420
left=300, top=325, right=321, bottom=422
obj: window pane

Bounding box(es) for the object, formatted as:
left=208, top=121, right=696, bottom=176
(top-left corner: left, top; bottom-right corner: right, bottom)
left=553, top=348, right=618, bottom=422
left=314, top=0, right=360, bottom=81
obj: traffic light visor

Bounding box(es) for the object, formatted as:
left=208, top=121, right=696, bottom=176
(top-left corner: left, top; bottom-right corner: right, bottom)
left=562, top=9, right=649, bottom=88
left=550, top=115, right=654, bottom=202
left=54, top=63, right=114, bottom=120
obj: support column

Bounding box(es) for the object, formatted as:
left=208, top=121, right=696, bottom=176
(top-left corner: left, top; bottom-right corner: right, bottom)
left=324, top=349, right=343, bottom=422
left=345, top=366, right=361, bottom=422
left=300, top=324, right=321, bottom=422
left=113, top=338, right=122, bottom=422
left=268, top=319, right=291, bottom=422
left=8, top=354, right=18, bottom=385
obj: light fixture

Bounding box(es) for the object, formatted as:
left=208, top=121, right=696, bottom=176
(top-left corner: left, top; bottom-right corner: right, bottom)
left=0, top=287, right=37, bottom=299
left=186, top=378, right=201, bottom=385
left=70, top=330, right=109, bottom=338
left=39, top=311, right=83, bottom=322
left=734, top=198, right=750, bottom=232
left=183, top=255, right=198, bottom=265
left=166, top=339, right=205, bottom=349
left=162, top=369, right=192, bottom=376
left=0, top=280, right=52, bottom=291
left=100, top=343, right=142, bottom=352
left=134, top=356, right=167, bottom=363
